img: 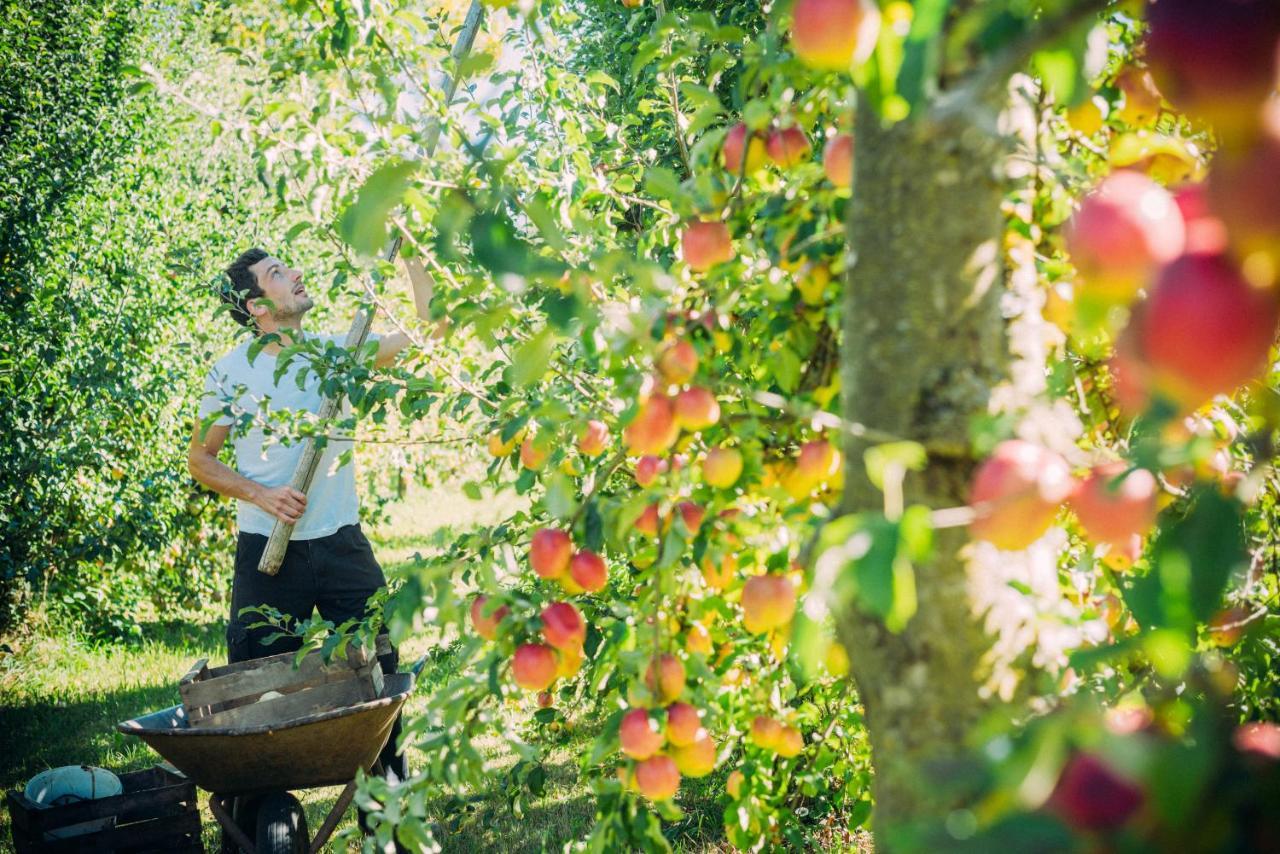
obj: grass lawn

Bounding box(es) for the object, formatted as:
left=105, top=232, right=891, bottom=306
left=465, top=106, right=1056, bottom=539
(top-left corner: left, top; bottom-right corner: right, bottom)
left=0, top=484, right=661, bottom=852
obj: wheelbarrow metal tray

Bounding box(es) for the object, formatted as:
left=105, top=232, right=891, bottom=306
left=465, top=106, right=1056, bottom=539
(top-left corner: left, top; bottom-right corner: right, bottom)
left=117, top=673, right=410, bottom=796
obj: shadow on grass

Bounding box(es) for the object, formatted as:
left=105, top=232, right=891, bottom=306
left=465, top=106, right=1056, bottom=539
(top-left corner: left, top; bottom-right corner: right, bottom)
left=0, top=682, right=185, bottom=795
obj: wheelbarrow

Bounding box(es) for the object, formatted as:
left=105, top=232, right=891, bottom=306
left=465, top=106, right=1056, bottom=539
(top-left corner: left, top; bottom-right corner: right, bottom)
left=118, top=660, right=422, bottom=853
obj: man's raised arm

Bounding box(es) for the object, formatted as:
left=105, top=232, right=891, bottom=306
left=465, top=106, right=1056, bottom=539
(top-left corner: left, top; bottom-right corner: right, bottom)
left=374, top=254, right=449, bottom=368
left=187, top=421, right=307, bottom=524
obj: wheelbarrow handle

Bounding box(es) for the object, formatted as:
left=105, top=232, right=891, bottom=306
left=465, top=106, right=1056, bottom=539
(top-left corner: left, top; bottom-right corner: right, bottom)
left=408, top=654, right=429, bottom=680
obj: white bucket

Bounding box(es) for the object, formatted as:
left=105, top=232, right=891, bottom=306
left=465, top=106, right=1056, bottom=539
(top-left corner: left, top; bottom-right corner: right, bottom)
left=24, top=766, right=122, bottom=838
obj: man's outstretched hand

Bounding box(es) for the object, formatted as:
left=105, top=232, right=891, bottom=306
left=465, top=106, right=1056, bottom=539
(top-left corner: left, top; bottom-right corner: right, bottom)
left=254, top=484, right=308, bottom=525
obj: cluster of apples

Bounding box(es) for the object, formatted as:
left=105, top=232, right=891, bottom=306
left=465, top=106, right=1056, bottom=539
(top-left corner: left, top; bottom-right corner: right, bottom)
left=722, top=121, right=854, bottom=187
left=616, top=655, right=718, bottom=801
left=969, top=440, right=1158, bottom=567
left=487, top=416, right=613, bottom=474
left=468, top=526, right=610, bottom=694
left=624, top=337, right=721, bottom=456
left=685, top=121, right=853, bottom=276
left=1062, top=1, right=1280, bottom=418
left=470, top=594, right=591, bottom=693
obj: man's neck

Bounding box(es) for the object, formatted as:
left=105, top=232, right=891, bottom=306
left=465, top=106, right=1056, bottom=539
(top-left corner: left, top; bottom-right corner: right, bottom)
left=256, top=321, right=305, bottom=355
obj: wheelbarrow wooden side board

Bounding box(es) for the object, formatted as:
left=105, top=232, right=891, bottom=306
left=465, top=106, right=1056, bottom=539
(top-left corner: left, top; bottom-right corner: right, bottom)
left=178, top=639, right=388, bottom=730
left=257, top=0, right=487, bottom=576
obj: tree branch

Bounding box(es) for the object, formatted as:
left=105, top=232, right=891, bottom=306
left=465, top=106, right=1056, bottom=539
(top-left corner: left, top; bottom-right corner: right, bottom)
left=932, top=0, right=1113, bottom=122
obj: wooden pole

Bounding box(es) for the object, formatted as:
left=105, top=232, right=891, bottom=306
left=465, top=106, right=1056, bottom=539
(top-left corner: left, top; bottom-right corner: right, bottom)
left=258, top=0, right=486, bottom=575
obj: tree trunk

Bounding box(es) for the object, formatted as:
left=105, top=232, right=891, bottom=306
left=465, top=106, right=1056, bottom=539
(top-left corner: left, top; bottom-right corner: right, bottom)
left=836, top=94, right=1011, bottom=842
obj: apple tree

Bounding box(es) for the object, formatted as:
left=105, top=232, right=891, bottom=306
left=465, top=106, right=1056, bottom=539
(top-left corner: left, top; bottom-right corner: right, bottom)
left=164, top=0, right=1280, bottom=850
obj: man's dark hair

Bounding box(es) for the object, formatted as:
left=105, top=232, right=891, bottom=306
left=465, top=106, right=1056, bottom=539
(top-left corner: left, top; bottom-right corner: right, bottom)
left=222, top=247, right=269, bottom=327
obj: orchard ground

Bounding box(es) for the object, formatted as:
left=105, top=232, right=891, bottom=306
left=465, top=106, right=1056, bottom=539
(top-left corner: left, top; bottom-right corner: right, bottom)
left=0, top=484, right=866, bottom=853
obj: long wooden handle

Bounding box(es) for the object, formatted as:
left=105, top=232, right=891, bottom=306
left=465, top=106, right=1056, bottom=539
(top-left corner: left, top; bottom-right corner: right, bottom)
left=258, top=0, right=486, bottom=575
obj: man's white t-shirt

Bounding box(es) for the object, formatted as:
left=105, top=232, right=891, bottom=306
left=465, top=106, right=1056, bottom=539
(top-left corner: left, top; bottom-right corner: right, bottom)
left=198, top=332, right=377, bottom=540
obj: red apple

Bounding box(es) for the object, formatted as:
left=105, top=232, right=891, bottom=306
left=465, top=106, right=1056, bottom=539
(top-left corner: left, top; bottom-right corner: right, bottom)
left=968, top=440, right=1073, bottom=550
left=512, top=643, right=559, bottom=692
left=470, top=595, right=509, bottom=641
left=520, top=434, right=550, bottom=470
left=536, top=691, right=554, bottom=709
left=645, top=653, right=685, bottom=703
left=541, top=602, right=585, bottom=650
left=791, top=0, right=880, bottom=71
left=530, top=528, right=572, bottom=579
left=783, top=440, right=841, bottom=499
left=1107, top=316, right=1154, bottom=417
left=674, top=386, right=720, bottom=431
left=1047, top=753, right=1144, bottom=831
left=577, top=419, right=610, bottom=456
left=726, top=769, right=744, bottom=798
left=487, top=429, right=520, bottom=458
left=634, top=454, right=668, bottom=487
left=555, top=644, right=583, bottom=679
left=823, top=133, right=854, bottom=188
left=1207, top=105, right=1280, bottom=278
left=1065, top=170, right=1186, bottom=304
left=1070, top=462, right=1159, bottom=548
left=766, top=126, right=811, bottom=168
left=742, top=575, right=797, bottom=634
left=750, top=715, right=783, bottom=750
left=702, top=446, right=743, bottom=488
left=1173, top=184, right=1230, bottom=255
left=700, top=551, right=737, bottom=590
left=775, top=725, right=804, bottom=758
left=666, top=702, right=702, bottom=747
left=623, top=394, right=679, bottom=456
left=634, top=503, right=661, bottom=537
left=620, top=708, right=664, bottom=760
left=657, top=339, right=699, bottom=385
left=681, top=221, right=734, bottom=272
left=1144, top=0, right=1280, bottom=144
left=569, top=549, right=608, bottom=593
left=634, top=754, right=680, bottom=801
left=1114, top=66, right=1164, bottom=128
left=674, top=501, right=705, bottom=536
left=671, top=734, right=716, bottom=777
left=722, top=122, right=767, bottom=175
left=1139, top=250, right=1280, bottom=411
left=686, top=622, right=713, bottom=655
left=1234, top=721, right=1280, bottom=760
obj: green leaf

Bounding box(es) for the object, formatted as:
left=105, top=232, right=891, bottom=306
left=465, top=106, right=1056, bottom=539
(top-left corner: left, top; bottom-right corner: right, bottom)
left=771, top=346, right=802, bottom=393
left=1128, top=487, right=1247, bottom=635
left=508, top=327, right=557, bottom=387
left=522, top=194, right=568, bottom=252
left=585, top=70, right=620, bottom=92
left=643, top=166, right=684, bottom=205
left=544, top=471, right=579, bottom=521
left=864, top=441, right=927, bottom=491
left=1031, top=47, right=1080, bottom=105
left=895, top=0, right=950, bottom=115
left=338, top=160, right=418, bottom=256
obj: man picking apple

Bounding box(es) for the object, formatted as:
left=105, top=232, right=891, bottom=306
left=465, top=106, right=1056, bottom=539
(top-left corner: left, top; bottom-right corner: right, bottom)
left=188, top=246, right=442, bottom=794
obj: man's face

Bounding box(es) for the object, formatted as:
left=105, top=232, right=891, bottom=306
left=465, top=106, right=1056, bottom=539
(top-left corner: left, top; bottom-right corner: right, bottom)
left=247, top=256, right=313, bottom=323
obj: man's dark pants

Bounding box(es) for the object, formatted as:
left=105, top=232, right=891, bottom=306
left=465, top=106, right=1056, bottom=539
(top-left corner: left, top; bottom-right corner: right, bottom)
left=228, top=523, right=407, bottom=785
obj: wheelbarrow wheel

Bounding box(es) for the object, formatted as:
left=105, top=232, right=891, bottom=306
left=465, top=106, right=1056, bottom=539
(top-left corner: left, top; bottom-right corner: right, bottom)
left=255, top=791, right=309, bottom=854
left=218, top=795, right=259, bottom=854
